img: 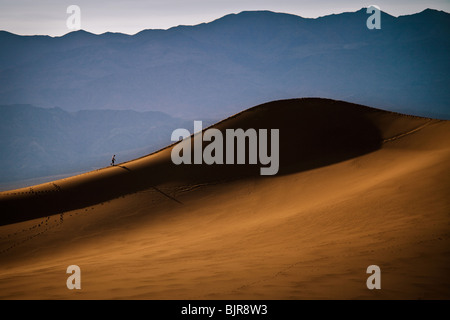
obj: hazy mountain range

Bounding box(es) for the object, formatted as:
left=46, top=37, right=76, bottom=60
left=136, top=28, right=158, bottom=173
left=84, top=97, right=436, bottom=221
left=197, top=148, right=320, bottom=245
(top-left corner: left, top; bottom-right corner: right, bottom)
left=0, top=104, right=192, bottom=186
left=1, top=8, right=449, bottom=119
left=0, top=8, right=449, bottom=186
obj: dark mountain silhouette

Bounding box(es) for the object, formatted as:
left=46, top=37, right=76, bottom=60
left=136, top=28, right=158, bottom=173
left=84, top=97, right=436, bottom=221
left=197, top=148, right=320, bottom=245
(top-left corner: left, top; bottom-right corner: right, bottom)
left=0, top=8, right=449, bottom=119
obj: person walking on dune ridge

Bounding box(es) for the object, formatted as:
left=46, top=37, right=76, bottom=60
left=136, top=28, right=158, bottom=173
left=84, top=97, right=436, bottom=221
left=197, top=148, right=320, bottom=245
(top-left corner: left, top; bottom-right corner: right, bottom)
left=111, top=154, right=116, bottom=166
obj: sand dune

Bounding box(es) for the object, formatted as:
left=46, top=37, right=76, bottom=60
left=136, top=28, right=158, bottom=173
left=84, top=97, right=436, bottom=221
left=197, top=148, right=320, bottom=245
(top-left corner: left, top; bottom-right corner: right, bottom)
left=0, top=98, right=449, bottom=299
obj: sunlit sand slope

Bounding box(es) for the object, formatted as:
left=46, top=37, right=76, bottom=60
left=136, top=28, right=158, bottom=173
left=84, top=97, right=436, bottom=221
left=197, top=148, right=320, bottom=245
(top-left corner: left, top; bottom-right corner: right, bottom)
left=0, top=98, right=449, bottom=299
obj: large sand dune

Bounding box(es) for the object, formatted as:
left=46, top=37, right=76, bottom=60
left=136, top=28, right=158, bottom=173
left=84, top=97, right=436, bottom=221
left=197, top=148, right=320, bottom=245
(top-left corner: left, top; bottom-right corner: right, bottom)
left=0, top=98, right=449, bottom=299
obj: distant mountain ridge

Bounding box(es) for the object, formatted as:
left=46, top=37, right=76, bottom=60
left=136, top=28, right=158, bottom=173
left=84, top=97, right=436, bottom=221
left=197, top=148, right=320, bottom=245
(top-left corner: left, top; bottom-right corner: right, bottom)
left=0, top=8, right=449, bottom=119
left=0, top=104, right=191, bottom=185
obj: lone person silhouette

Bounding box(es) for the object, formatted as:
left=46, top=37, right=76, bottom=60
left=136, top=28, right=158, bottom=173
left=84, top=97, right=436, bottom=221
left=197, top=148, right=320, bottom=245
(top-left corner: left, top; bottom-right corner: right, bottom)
left=111, top=154, right=116, bottom=166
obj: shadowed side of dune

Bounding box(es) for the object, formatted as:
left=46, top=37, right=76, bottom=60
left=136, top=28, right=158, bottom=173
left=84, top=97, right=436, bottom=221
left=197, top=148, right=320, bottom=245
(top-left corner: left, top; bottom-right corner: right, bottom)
left=0, top=98, right=392, bottom=225
left=200, top=98, right=384, bottom=176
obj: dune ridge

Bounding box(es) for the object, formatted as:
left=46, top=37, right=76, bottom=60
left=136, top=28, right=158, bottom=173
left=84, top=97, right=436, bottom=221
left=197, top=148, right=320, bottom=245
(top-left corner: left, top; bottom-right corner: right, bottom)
left=0, top=98, right=449, bottom=299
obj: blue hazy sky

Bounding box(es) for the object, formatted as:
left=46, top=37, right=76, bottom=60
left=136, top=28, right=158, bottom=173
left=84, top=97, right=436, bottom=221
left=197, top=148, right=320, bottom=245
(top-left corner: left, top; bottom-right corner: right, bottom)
left=1, top=0, right=449, bottom=36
